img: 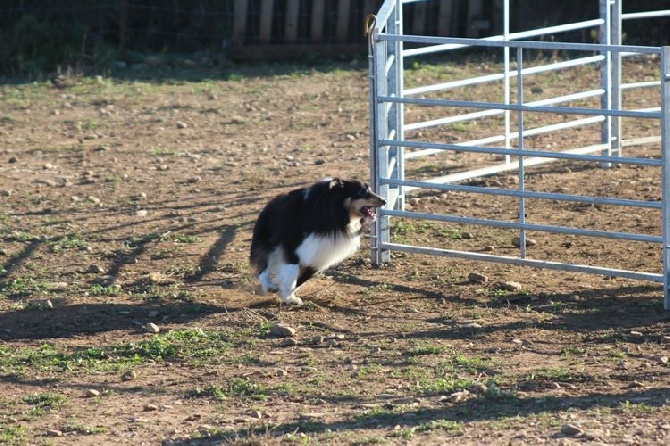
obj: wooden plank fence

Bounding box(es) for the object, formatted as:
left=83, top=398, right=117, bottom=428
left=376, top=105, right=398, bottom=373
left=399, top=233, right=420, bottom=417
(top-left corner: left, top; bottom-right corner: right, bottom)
left=230, top=0, right=495, bottom=60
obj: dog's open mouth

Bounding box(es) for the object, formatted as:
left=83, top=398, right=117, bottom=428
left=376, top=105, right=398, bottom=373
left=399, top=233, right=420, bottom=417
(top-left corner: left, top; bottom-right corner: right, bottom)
left=360, top=206, right=377, bottom=220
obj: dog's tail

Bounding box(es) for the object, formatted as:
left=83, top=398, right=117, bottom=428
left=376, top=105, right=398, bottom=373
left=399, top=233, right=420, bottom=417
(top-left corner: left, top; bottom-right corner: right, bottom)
left=249, top=207, right=270, bottom=273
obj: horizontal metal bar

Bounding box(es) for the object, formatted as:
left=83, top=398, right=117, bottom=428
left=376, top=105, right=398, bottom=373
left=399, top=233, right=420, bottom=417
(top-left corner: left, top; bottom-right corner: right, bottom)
left=402, top=19, right=606, bottom=58
left=404, top=89, right=605, bottom=132
left=622, top=81, right=660, bottom=90
left=382, top=209, right=662, bottom=243
left=380, top=33, right=661, bottom=55
left=381, top=177, right=662, bottom=209
left=381, top=242, right=663, bottom=283
left=379, top=95, right=662, bottom=119
left=387, top=139, right=662, bottom=167
left=404, top=56, right=604, bottom=96
left=622, top=10, right=670, bottom=20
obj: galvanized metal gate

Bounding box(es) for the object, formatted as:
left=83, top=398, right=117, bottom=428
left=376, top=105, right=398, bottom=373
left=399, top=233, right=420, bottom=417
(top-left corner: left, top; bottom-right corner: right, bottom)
left=367, top=0, right=670, bottom=309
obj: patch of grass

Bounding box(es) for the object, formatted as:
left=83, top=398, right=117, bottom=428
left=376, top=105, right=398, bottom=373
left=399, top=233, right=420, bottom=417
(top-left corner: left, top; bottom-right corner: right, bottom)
left=48, top=232, right=88, bottom=253
left=23, top=392, right=67, bottom=415
left=0, top=424, right=27, bottom=445
left=0, top=329, right=247, bottom=375
left=150, top=147, right=176, bottom=157
left=63, top=423, right=107, bottom=435
left=618, top=400, right=654, bottom=414
left=406, top=342, right=448, bottom=356
left=193, top=378, right=268, bottom=401
left=415, top=419, right=463, bottom=435
left=169, top=233, right=201, bottom=243
left=86, top=283, right=121, bottom=297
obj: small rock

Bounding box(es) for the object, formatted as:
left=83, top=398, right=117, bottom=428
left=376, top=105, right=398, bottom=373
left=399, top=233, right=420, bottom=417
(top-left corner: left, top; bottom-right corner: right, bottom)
left=185, top=414, right=202, bottom=421
left=88, top=264, right=105, bottom=274
left=468, top=272, right=488, bottom=283
left=658, top=356, right=669, bottom=365
left=8, top=156, right=18, bottom=163
left=135, top=209, right=148, bottom=217
left=0, top=189, right=11, bottom=197
left=450, top=389, right=470, bottom=403
left=314, top=158, right=326, bottom=165
left=512, top=237, right=537, bottom=247
left=462, top=322, right=482, bottom=329
left=46, top=429, right=63, bottom=437
left=628, top=380, right=645, bottom=388
left=176, top=122, right=188, bottom=129
left=143, top=403, right=159, bottom=411
left=145, top=322, right=160, bottom=333
left=280, top=338, right=299, bottom=347
left=86, top=389, right=101, bottom=397
left=460, top=231, right=474, bottom=239
left=270, top=323, right=296, bottom=337
left=483, top=245, right=495, bottom=251
left=249, top=410, right=262, bottom=419
left=561, top=423, right=583, bottom=437
left=122, top=370, right=137, bottom=381
left=408, top=197, right=420, bottom=206
left=628, top=330, right=644, bottom=338
left=497, top=281, right=523, bottom=291
left=276, top=369, right=289, bottom=377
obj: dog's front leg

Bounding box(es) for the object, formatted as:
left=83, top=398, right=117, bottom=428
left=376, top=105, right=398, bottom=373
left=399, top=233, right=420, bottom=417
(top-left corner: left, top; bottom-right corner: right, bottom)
left=276, top=264, right=303, bottom=305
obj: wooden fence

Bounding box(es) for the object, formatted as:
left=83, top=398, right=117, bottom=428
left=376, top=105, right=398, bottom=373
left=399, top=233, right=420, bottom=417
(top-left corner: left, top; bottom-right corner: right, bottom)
left=230, top=0, right=496, bottom=60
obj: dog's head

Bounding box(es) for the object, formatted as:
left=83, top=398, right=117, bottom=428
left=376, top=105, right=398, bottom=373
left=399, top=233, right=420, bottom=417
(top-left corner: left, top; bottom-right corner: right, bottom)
left=327, top=178, right=386, bottom=224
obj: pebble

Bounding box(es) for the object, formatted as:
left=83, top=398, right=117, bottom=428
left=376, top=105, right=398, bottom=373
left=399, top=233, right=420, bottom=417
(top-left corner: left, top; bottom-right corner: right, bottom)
left=512, top=237, right=537, bottom=247
left=176, top=122, right=188, bottom=129
left=408, top=198, right=420, bottom=206
left=122, top=370, right=137, bottom=381
left=86, top=389, right=101, bottom=397
left=468, top=272, right=488, bottom=283
left=561, top=423, right=583, bottom=436
left=0, top=189, right=11, bottom=197
left=143, top=403, right=159, bottom=411
left=88, top=264, right=105, bottom=274
left=483, top=245, right=495, bottom=251
left=135, top=209, right=148, bottom=216
left=145, top=322, right=160, bottom=333
left=460, top=231, right=474, bottom=239
left=8, top=155, right=17, bottom=163
left=497, top=281, right=523, bottom=291
left=658, top=356, right=669, bottom=365
left=270, top=323, right=296, bottom=337
left=46, top=429, right=63, bottom=437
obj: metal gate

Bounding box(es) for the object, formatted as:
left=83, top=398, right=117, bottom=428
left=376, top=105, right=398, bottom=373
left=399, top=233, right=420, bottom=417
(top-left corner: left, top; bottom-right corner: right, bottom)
left=367, top=0, right=670, bottom=309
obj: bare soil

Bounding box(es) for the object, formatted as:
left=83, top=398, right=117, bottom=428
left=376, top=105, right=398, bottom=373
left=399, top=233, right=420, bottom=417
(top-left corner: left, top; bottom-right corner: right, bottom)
left=1, top=59, right=669, bottom=445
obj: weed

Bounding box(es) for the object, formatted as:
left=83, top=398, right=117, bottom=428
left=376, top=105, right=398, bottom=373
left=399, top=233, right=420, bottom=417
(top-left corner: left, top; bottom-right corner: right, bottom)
left=415, top=419, right=462, bottom=434
left=48, top=232, right=88, bottom=253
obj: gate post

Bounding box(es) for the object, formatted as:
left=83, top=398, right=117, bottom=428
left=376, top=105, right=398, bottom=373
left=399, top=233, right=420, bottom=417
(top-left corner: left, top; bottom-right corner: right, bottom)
left=661, top=46, right=670, bottom=311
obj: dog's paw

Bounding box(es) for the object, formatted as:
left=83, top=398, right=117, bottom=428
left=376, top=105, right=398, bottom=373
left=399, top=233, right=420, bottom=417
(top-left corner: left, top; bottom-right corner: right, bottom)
left=281, top=295, right=303, bottom=306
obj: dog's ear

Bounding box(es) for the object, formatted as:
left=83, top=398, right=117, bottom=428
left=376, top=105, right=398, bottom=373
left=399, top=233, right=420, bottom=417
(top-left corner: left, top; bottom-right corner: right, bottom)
left=328, top=178, right=343, bottom=189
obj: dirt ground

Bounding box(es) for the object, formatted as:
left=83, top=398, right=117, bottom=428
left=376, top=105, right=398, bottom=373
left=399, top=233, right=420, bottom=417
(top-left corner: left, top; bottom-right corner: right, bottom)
left=1, top=57, right=669, bottom=445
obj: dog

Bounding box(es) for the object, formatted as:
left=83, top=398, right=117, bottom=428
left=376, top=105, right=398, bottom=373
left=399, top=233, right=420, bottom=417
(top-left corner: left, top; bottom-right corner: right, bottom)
left=250, top=178, right=385, bottom=305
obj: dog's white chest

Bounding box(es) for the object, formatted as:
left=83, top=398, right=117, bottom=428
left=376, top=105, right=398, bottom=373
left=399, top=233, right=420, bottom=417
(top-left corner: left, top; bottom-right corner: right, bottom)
left=296, top=232, right=361, bottom=271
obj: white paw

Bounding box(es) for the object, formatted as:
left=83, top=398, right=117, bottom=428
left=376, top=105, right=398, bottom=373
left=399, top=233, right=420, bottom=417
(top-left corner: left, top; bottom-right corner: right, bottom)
left=281, top=295, right=303, bottom=306
left=258, top=271, right=277, bottom=294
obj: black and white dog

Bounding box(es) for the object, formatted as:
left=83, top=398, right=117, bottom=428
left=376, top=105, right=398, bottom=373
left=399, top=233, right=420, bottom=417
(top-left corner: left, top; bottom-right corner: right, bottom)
left=250, top=178, right=385, bottom=305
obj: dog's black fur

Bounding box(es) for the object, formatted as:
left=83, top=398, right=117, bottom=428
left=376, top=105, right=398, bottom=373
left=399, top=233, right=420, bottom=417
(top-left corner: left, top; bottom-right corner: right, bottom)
left=250, top=178, right=385, bottom=305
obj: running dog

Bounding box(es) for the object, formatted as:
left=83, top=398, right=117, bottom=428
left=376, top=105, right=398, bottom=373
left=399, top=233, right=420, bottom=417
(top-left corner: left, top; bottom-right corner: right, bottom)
left=250, top=178, right=385, bottom=305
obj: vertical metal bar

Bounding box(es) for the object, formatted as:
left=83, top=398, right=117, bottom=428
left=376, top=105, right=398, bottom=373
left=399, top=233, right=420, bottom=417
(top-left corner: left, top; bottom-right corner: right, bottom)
left=517, top=46, right=526, bottom=259
left=395, top=0, right=405, bottom=213
left=503, top=0, right=511, bottom=165
left=367, top=15, right=381, bottom=264
left=600, top=0, right=612, bottom=167
left=661, top=47, right=670, bottom=310
left=611, top=0, right=622, bottom=157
